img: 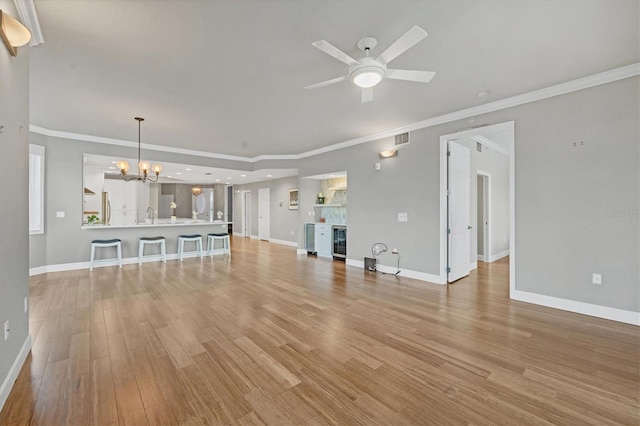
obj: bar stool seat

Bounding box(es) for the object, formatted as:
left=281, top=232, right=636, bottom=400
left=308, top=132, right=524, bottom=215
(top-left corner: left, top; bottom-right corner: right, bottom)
left=138, top=236, right=167, bottom=265
left=177, top=234, right=203, bottom=261
left=90, top=239, right=122, bottom=271
left=206, top=232, right=231, bottom=257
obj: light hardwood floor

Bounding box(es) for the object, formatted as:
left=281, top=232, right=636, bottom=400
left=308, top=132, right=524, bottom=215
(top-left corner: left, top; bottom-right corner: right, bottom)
left=1, top=237, right=638, bottom=425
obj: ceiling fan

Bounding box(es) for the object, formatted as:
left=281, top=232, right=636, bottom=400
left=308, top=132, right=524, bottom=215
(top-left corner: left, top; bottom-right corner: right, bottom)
left=305, top=25, right=436, bottom=103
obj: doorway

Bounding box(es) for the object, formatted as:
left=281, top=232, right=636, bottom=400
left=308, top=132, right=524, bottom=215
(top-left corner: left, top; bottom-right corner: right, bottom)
left=241, top=190, right=251, bottom=238
left=476, top=171, right=491, bottom=263
left=439, top=121, right=515, bottom=290
left=258, top=188, right=270, bottom=241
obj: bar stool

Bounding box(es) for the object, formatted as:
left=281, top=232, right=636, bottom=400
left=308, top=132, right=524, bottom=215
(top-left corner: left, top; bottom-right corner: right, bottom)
left=138, top=236, right=167, bottom=265
left=207, top=232, right=231, bottom=258
left=177, top=234, right=203, bottom=261
left=89, top=239, right=122, bottom=271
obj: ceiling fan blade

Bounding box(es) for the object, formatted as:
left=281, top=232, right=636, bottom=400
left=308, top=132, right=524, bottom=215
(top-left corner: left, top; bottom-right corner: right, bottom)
left=361, top=87, right=373, bottom=103
left=385, top=69, right=436, bottom=83
left=376, top=25, right=428, bottom=65
left=312, top=40, right=360, bottom=66
left=304, top=76, right=347, bottom=90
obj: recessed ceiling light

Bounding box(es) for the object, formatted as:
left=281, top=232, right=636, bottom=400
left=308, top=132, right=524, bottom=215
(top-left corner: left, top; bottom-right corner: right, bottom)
left=225, top=182, right=229, bottom=185
left=330, top=174, right=335, bottom=177
left=168, top=175, right=173, bottom=178
left=240, top=174, right=246, bottom=177
left=176, top=172, right=181, bottom=175
left=267, top=174, right=272, bottom=177
left=215, top=179, right=220, bottom=182
left=110, top=161, right=118, bottom=164
left=108, top=166, right=115, bottom=170
left=226, top=177, right=231, bottom=180
left=476, top=91, right=489, bottom=99
left=186, top=168, right=192, bottom=171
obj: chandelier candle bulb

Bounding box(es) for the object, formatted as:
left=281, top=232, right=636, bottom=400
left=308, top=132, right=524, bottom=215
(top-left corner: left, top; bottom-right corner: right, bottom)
left=138, top=161, right=150, bottom=173
left=116, top=160, right=129, bottom=174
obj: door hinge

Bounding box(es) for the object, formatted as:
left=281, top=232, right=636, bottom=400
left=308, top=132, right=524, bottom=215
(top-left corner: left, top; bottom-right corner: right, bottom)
left=446, top=228, right=451, bottom=235
left=446, top=190, right=450, bottom=196
left=446, top=266, right=451, bottom=273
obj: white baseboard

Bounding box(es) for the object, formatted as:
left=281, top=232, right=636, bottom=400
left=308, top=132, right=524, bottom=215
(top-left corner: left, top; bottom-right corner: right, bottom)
left=511, top=289, right=640, bottom=326
left=296, top=249, right=308, bottom=255
left=477, top=255, right=486, bottom=262
left=232, top=232, right=244, bottom=237
left=470, top=261, right=478, bottom=270
left=490, top=250, right=509, bottom=262
left=28, top=250, right=234, bottom=276
left=250, top=234, right=259, bottom=240
left=269, top=238, right=298, bottom=248
left=346, top=259, right=445, bottom=285
left=0, top=334, right=32, bottom=412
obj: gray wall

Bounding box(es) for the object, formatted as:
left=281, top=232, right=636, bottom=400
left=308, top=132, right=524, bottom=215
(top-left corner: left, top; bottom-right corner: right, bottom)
left=0, top=0, right=30, bottom=405
left=233, top=176, right=299, bottom=242
left=296, top=76, right=639, bottom=312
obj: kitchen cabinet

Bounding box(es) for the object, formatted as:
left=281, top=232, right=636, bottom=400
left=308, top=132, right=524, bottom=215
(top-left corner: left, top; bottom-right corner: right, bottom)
left=103, top=179, right=138, bottom=226
left=315, top=223, right=332, bottom=258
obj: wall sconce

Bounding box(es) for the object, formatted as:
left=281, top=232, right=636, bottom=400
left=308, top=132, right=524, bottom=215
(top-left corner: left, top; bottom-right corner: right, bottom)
left=0, top=10, right=31, bottom=57
left=379, top=149, right=398, bottom=159
left=192, top=186, right=203, bottom=196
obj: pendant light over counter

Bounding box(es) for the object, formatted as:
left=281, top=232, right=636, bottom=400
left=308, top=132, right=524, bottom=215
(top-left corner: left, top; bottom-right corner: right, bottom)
left=116, top=117, right=162, bottom=183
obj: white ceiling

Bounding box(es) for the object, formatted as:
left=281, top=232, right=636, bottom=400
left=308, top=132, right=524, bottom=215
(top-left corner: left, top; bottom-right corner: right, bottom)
left=83, top=154, right=297, bottom=185
left=29, top=1, right=639, bottom=158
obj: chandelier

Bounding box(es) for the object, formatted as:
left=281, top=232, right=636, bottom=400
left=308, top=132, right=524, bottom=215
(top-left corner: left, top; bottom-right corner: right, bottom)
left=116, top=117, right=162, bottom=182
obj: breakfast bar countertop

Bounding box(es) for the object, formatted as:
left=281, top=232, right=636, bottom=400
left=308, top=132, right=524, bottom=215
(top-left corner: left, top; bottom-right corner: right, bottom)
left=81, top=221, right=231, bottom=230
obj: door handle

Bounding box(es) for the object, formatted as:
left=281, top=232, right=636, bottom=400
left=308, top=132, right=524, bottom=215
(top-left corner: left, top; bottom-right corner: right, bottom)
left=468, top=226, right=472, bottom=229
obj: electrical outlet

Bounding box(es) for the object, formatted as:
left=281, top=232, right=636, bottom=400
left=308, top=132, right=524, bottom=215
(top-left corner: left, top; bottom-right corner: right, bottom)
left=592, top=273, right=602, bottom=285
left=398, top=212, right=408, bottom=222
left=24, top=296, right=28, bottom=313
left=56, top=211, right=65, bottom=218
left=4, top=321, right=9, bottom=341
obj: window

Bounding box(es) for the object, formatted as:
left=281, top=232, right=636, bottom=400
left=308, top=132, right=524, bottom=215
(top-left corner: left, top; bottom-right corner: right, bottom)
left=29, top=144, right=45, bottom=234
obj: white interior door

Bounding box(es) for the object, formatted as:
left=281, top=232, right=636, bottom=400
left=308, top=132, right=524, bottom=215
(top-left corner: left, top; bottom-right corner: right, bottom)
left=448, top=140, right=471, bottom=282
left=242, top=191, right=251, bottom=237
left=258, top=188, right=270, bottom=240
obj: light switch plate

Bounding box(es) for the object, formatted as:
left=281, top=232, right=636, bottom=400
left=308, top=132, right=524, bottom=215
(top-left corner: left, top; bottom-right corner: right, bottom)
left=374, top=162, right=381, bottom=171
left=56, top=211, right=65, bottom=218
left=398, top=212, right=408, bottom=222
left=592, top=273, right=602, bottom=284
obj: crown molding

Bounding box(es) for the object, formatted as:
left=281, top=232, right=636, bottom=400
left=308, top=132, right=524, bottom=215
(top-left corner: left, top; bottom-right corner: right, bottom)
left=29, top=124, right=259, bottom=163
left=30, top=62, right=639, bottom=162
left=296, top=62, right=640, bottom=158
left=14, top=0, right=43, bottom=46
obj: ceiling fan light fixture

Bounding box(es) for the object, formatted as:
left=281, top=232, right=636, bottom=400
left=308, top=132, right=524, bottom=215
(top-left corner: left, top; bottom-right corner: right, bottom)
left=0, top=10, right=31, bottom=56
left=351, top=66, right=384, bottom=88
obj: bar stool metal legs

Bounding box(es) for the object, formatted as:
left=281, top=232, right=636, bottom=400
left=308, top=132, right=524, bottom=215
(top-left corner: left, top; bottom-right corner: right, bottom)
left=138, top=237, right=167, bottom=265
left=90, top=239, right=123, bottom=271
left=177, top=235, right=204, bottom=261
